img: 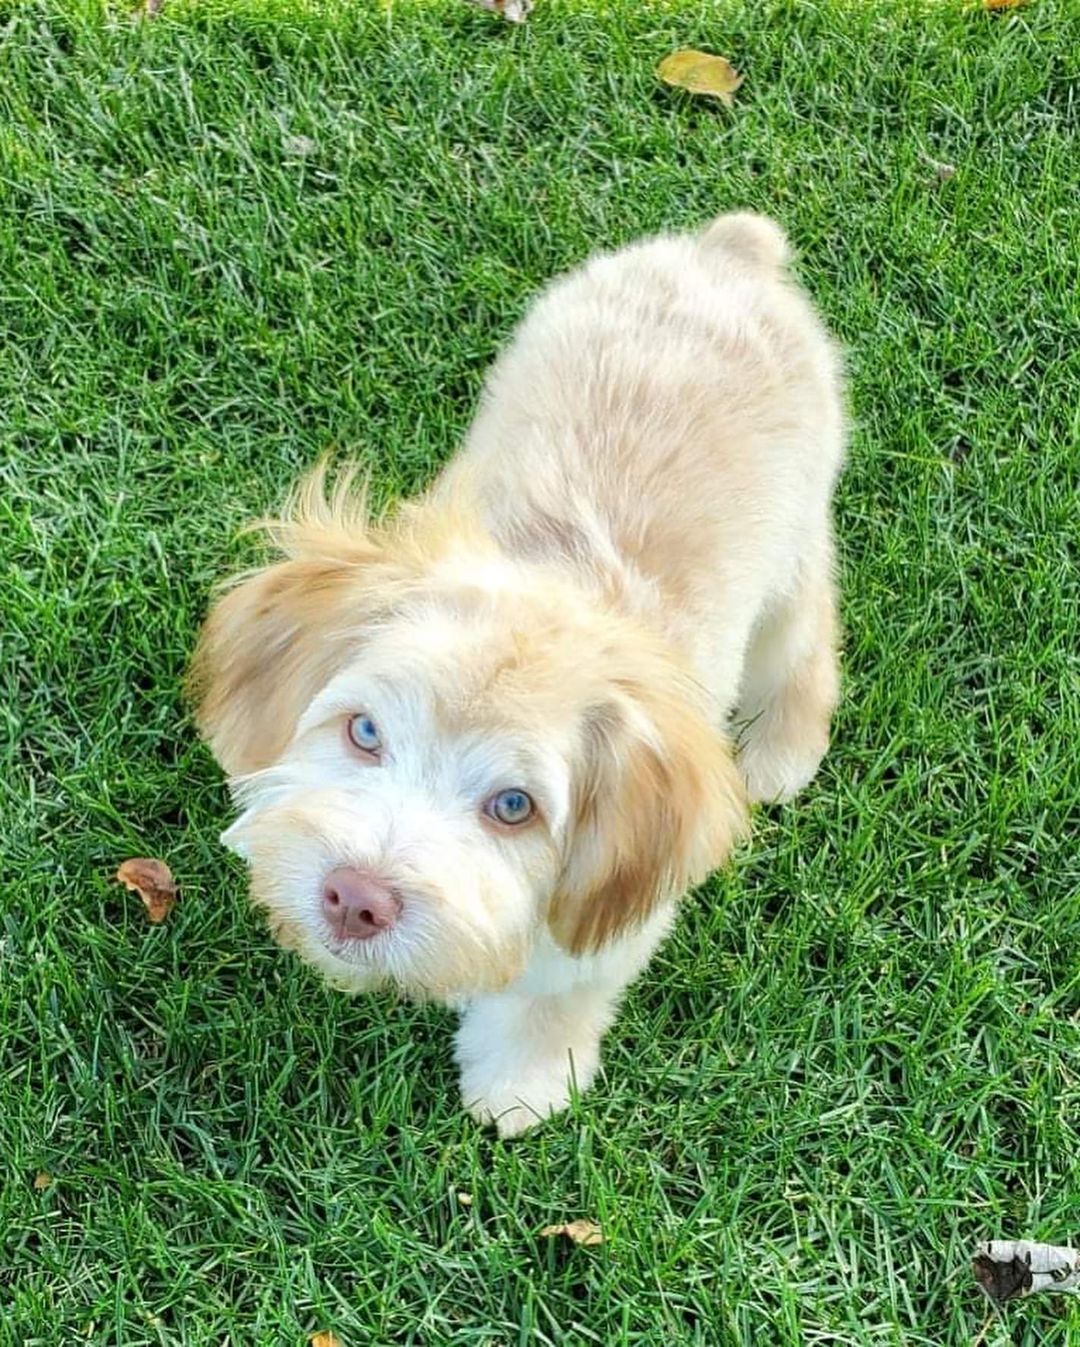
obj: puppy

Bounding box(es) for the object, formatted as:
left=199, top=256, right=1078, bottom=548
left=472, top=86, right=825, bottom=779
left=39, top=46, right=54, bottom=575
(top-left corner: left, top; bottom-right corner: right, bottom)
left=191, top=212, right=845, bottom=1137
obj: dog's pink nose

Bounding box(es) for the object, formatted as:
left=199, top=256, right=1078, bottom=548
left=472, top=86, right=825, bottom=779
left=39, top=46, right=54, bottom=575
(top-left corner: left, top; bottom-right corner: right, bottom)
left=321, top=867, right=401, bottom=941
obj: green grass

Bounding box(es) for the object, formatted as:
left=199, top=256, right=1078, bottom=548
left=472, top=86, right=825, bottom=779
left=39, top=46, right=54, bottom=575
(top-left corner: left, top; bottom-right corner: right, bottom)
left=2, top=0, right=1079, bottom=1341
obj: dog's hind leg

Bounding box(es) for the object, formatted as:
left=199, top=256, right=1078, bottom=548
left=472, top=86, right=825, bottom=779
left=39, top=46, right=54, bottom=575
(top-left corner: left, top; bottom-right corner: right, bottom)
left=734, top=534, right=840, bottom=804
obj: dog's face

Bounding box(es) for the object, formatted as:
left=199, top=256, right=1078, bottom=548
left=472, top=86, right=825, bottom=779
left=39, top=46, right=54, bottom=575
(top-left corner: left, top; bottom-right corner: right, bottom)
left=191, top=486, right=746, bottom=1002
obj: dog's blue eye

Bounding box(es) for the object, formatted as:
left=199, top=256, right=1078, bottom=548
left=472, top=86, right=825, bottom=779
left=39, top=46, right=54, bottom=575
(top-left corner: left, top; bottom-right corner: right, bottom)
left=347, top=714, right=382, bottom=755
left=487, top=789, right=535, bottom=826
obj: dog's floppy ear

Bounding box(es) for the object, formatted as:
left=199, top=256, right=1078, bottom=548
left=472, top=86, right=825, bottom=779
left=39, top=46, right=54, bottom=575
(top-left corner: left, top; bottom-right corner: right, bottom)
left=549, top=670, right=748, bottom=956
left=189, top=553, right=382, bottom=777
left=188, top=467, right=402, bottom=776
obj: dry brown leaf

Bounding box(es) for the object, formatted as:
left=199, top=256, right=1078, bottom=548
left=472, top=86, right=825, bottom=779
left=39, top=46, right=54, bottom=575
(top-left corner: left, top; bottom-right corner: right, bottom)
left=973, top=1241, right=1080, bottom=1301
left=539, top=1219, right=604, bottom=1246
left=309, top=1333, right=343, bottom=1347
left=984, top=0, right=1027, bottom=10
left=657, top=50, right=743, bottom=108
left=468, top=0, right=533, bottom=22
left=33, top=1172, right=53, bottom=1191
left=115, top=858, right=177, bottom=924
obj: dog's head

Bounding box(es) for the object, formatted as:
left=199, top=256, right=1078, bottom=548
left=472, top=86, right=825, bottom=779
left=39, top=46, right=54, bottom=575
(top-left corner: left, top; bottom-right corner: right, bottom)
left=190, top=470, right=747, bottom=1001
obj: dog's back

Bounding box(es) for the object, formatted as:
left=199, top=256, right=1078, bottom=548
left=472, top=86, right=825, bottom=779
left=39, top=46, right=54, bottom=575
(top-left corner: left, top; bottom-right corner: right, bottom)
left=437, top=213, right=845, bottom=697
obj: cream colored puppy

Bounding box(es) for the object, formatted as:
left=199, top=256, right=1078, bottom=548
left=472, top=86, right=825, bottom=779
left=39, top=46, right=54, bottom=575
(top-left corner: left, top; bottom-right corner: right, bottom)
left=191, top=213, right=845, bottom=1137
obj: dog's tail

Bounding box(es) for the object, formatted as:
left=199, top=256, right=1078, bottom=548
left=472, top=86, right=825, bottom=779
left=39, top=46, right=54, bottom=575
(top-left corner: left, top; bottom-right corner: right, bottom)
left=701, top=211, right=790, bottom=270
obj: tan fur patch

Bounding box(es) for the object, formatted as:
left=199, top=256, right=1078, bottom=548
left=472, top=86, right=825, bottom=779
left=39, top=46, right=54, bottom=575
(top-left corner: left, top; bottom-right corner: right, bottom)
left=549, top=660, right=748, bottom=955
left=189, top=459, right=521, bottom=774
left=189, top=556, right=383, bottom=775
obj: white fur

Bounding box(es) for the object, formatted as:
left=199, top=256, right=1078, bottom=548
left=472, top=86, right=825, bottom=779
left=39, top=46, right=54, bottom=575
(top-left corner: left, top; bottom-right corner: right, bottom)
left=196, top=213, right=845, bottom=1136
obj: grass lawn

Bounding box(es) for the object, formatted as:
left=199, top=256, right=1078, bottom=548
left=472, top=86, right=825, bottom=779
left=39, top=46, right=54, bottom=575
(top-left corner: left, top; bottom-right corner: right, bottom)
left=3, top=0, right=1079, bottom=1341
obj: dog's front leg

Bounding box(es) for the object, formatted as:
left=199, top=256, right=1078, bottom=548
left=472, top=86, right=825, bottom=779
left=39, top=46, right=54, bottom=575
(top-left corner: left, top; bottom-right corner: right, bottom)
left=454, top=916, right=673, bottom=1138
left=454, top=982, right=619, bottom=1138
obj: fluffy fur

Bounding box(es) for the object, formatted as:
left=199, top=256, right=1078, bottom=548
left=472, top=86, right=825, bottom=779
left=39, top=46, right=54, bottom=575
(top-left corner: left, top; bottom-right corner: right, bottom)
left=191, top=212, right=845, bottom=1136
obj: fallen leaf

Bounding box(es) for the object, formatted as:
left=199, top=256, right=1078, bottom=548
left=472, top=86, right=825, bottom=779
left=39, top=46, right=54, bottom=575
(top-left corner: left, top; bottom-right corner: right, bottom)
left=283, top=135, right=317, bottom=158
left=456, top=1191, right=474, bottom=1206
left=657, top=50, right=743, bottom=108
left=468, top=0, right=533, bottom=22
left=973, top=1251, right=1031, bottom=1302
left=33, top=1172, right=52, bottom=1191
left=539, top=1219, right=604, bottom=1246
left=984, top=0, right=1027, bottom=9
left=919, top=151, right=956, bottom=182
left=973, top=1240, right=1080, bottom=1302
left=115, top=858, right=177, bottom=924
left=309, top=1333, right=343, bottom=1347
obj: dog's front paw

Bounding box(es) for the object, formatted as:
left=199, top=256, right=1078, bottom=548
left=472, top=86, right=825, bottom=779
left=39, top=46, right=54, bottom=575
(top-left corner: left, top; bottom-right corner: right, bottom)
left=454, top=995, right=601, bottom=1138
left=460, top=1059, right=579, bottom=1139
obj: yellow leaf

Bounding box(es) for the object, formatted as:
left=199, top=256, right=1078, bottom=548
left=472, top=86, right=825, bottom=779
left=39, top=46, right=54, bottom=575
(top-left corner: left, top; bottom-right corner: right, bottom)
left=309, top=1333, right=342, bottom=1347
left=984, top=0, right=1027, bottom=9
left=539, top=1219, right=604, bottom=1246
left=657, top=50, right=743, bottom=108
left=33, top=1171, right=53, bottom=1191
